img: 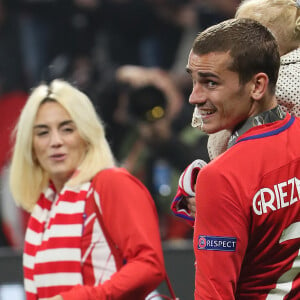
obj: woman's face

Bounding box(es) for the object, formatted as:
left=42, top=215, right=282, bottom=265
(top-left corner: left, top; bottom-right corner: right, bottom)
left=33, top=101, right=87, bottom=191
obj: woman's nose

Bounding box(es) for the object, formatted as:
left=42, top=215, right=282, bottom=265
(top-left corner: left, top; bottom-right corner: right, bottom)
left=50, top=131, right=63, bottom=147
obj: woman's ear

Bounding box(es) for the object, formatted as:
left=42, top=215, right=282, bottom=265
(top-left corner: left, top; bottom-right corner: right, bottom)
left=250, top=72, right=269, bottom=101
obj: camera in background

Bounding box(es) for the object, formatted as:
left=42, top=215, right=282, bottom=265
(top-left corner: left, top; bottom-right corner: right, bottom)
left=128, top=85, right=167, bottom=123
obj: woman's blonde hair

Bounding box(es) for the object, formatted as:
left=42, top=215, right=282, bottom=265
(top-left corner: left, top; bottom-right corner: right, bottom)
left=236, top=0, right=300, bottom=55
left=9, top=79, right=115, bottom=212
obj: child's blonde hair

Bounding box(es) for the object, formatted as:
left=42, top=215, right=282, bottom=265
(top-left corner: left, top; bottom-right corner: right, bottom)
left=236, top=0, right=300, bottom=55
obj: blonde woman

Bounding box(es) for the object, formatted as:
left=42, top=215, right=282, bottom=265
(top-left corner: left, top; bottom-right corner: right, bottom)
left=10, top=79, right=165, bottom=300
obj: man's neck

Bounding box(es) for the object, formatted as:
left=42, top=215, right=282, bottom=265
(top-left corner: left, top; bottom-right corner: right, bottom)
left=228, top=105, right=286, bottom=148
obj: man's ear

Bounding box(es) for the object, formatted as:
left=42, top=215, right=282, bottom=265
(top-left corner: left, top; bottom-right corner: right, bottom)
left=250, top=73, right=269, bottom=101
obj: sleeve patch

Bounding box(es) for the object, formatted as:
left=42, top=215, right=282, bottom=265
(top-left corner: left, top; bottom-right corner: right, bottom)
left=197, top=235, right=237, bottom=252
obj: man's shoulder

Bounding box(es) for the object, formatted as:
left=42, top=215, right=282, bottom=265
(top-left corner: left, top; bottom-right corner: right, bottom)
left=205, top=114, right=300, bottom=176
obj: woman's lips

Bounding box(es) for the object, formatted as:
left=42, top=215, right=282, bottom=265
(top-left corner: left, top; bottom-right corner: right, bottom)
left=50, top=153, right=66, bottom=161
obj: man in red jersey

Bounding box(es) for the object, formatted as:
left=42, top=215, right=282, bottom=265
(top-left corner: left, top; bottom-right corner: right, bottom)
left=186, top=18, right=300, bottom=299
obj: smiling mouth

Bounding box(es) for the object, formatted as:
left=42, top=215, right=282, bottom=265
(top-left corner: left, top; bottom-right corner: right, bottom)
left=195, top=106, right=217, bottom=118
left=200, top=110, right=215, bottom=116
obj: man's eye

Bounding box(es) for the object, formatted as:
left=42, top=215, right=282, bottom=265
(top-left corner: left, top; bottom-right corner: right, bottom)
left=207, top=81, right=217, bottom=88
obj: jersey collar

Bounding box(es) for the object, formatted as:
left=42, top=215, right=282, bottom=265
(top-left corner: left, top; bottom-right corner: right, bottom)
left=228, top=106, right=286, bottom=148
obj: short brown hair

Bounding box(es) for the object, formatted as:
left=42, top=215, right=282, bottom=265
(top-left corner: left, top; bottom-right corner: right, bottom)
left=192, top=18, right=280, bottom=94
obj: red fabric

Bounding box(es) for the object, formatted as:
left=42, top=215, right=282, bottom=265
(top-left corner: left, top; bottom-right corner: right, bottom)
left=61, top=168, right=166, bottom=300
left=0, top=91, right=28, bottom=247
left=165, top=214, right=193, bottom=240
left=171, top=159, right=207, bottom=226
left=24, top=168, right=165, bottom=300
left=194, top=114, right=300, bottom=299
left=0, top=91, right=27, bottom=172
left=24, top=182, right=90, bottom=299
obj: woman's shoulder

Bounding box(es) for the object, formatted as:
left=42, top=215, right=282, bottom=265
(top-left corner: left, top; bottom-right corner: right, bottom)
left=92, top=167, right=135, bottom=186
left=95, top=167, right=130, bottom=178
left=92, top=167, right=148, bottom=193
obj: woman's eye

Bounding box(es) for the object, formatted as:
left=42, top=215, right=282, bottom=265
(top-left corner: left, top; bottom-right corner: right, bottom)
left=37, top=131, right=48, bottom=136
left=62, top=127, right=74, bottom=133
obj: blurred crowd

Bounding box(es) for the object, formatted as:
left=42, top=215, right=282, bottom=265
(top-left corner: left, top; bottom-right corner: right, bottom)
left=0, top=0, right=240, bottom=249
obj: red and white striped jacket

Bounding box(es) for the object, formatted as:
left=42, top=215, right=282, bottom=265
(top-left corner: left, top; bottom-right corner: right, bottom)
left=24, top=168, right=165, bottom=300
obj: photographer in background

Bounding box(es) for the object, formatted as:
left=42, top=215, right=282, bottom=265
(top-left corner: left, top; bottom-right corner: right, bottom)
left=111, top=65, right=209, bottom=240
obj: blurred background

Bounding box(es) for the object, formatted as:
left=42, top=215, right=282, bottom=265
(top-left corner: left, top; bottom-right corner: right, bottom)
left=0, top=0, right=240, bottom=298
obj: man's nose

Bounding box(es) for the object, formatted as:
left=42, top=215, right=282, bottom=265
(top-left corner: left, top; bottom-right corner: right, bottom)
left=189, top=84, right=206, bottom=105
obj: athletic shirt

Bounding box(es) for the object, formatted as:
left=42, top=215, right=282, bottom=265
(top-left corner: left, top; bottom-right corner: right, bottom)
left=194, top=114, right=300, bottom=299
